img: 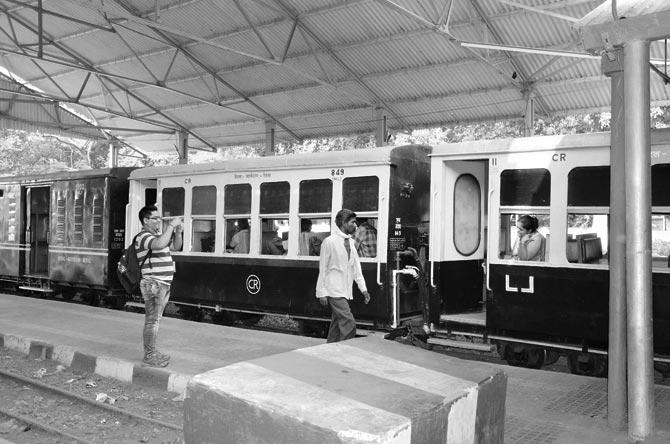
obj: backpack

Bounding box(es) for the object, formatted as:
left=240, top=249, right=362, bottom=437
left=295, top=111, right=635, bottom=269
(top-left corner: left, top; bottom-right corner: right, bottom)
left=117, top=233, right=151, bottom=295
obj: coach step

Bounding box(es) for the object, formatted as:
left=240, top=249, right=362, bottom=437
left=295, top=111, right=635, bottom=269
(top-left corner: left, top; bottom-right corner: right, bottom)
left=18, top=286, right=54, bottom=293
left=427, top=336, right=495, bottom=352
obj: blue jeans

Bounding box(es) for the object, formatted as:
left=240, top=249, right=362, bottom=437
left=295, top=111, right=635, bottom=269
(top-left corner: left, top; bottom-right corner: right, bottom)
left=326, top=297, right=356, bottom=343
left=140, top=278, right=171, bottom=358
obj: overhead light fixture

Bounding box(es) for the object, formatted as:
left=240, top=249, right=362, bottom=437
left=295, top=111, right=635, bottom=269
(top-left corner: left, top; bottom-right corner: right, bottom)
left=460, top=41, right=600, bottom=59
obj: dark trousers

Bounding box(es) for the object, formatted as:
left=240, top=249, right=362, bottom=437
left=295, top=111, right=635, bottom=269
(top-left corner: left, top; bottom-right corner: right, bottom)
left=326, top=297, right=356, bottom=343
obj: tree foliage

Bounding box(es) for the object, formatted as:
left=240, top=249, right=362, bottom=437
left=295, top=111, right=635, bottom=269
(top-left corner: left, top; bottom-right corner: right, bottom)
left=1, top=106, right=669, bottom=174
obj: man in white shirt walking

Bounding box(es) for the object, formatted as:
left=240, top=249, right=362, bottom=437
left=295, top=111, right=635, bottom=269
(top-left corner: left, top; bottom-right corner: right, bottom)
left=316, top=209, right=371, bottom=343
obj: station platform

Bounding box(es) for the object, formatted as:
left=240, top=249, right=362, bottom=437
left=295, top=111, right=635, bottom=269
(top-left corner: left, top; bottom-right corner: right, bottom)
left=0, top=293, right=669, bottom=443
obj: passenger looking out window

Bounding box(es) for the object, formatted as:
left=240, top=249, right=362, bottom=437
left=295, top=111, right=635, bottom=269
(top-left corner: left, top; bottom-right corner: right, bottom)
left=227, top=218, right=250, bottom=254
left=299, top=219, right=322, bottom=256
left=512, top=215, right=545, bottom=261
left=354, top=218, right=377, bottom=258
left=261, top=218, right=287, bottom=255
left=224, top=183, right=251, bottom=255
left=499, top=213, right=549, bottom=261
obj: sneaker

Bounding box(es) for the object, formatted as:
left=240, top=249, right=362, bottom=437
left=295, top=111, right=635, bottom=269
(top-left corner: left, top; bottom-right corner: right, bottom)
left=143, top=353, right=169, bottom=368
left=156, top=351, right=170, bottom=363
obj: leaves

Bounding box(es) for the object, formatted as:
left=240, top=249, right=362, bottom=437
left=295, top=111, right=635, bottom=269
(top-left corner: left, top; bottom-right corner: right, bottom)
left=2, top=105, right=669, bottom=174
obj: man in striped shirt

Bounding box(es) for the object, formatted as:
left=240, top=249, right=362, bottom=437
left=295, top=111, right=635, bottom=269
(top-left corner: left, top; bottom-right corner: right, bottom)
left=136, top=205, right=183, bottom=367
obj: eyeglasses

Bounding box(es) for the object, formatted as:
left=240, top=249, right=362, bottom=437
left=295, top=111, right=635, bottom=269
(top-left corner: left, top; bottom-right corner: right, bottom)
left=148, top=216, right=162, bottom=221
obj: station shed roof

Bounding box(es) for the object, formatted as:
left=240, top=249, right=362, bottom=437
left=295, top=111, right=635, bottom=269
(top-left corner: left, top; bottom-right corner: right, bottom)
left=0, top=0, right=669, bottom=153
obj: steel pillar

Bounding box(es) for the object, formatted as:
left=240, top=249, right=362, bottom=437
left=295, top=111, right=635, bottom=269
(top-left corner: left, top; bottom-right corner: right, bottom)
left=177, top=130, right=188, bottom=164
left=375, top=107, right=388, bottom=147
left=107, top=141, right=119, bottom=168
left=623, top=38, right=654, bottom=442
left=523, top=89, right=535, bottom=137
left=264, top=120, right=276, bottom=156
left=603, top=50, right=627, bottom=432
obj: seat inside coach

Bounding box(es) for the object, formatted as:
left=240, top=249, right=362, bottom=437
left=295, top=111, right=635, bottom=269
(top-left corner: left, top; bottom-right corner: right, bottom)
left=567, top=233, right=603, bottom=264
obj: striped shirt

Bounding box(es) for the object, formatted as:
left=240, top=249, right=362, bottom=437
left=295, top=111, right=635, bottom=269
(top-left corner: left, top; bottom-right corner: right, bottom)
left=135, top=230, right=175, bottom=283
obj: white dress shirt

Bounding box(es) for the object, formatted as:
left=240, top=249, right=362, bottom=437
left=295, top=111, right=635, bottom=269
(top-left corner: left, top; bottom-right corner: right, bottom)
left=316, top=229, right=368, bottom=300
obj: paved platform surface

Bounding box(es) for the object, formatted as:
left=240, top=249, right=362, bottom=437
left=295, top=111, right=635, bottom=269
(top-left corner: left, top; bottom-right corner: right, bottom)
left=0, top=293, right=669, bottom=443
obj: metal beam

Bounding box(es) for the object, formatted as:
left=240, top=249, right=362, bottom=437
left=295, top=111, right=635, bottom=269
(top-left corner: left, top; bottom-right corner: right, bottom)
left=0, top=85, right=176, bottom=130
left=0, top=9, right=216, bottom=152
left=0, top=47, right=264, bottom=121
left=467, top=0, right=551, bottom=117
left=272, top=0, right=413, bottom=132
left=498, top=0, right=579, bottom=23
left=114, top=73, right=614, bottom=134
left=65, top=0, right=281, bottom=64
left=103, top=0, right=301, bottom=141
left=2, top=0, right=116, bottom=33
left=231, top=0, right=275, bottom=60
left=578, top=8, right=670, bottom=52
left=0, top=112, right=106, bottom=137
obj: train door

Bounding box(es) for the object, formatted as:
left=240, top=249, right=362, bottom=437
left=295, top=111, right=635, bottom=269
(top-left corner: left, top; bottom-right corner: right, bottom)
left=125, top=179, right=157, bottom=248
left=431, top=160, right=487, bottom=325
left=22, top=186, right=50, bottom=277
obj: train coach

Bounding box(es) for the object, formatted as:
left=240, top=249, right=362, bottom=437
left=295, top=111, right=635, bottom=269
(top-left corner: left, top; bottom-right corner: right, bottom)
left=429, top=129, right=670, bottom=376
left=125, top=145, right=431, bottom=329
left=0, top=168, right=134, bottom=303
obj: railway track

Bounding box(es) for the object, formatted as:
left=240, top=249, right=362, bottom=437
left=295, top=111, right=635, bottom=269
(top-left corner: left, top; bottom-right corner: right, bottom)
left=0, top=367, right=182, bottom=444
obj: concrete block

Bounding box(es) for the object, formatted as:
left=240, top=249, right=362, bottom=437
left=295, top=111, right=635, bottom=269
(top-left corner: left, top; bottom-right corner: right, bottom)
left=184, top=336, right=506, bottom=444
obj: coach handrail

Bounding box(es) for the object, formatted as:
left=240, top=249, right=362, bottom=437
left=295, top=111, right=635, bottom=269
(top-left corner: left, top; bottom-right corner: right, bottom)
left=430, top=190, right=438, bottom=288
left=486, top=187, right=494, bottom=291
left=376, top=259, right=382, bottom=286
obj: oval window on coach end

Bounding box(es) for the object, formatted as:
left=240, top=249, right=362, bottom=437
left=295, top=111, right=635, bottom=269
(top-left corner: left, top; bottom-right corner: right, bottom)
left=453, top=173, right=481, bottom=256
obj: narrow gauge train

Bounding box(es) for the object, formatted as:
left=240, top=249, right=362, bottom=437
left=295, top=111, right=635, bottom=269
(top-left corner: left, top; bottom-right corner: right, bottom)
left=0, top=168, right=134, bottom=303
left=430, top=128, right=670, bottom=376
left=125, top=146, right=431, bottom=329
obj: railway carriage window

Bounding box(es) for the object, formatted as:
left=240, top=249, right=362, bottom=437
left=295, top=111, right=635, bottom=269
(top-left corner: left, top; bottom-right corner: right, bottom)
left=652, top=164, right=670, bottom=268
left=499, top=169, right=550, bottom=261
left=499, top=214, right=550, bottom=261
left=567, top=166, right=609, bottom=264
left=299, top=179, right=332, bottom=256
left=344, top=176, right=379, bottom=258
left=224, top=184, right=251, bottom=254
left=73, top=189, right=84, bottom=244
left=145, top=188, right=157, bottom=206
left=191, top=186, right=216, bottom=253
left=354, top=217, right=378, bottom=258
left=7, top=190, right=17, bottom=243
left=454, top=174, right=481, bottom=256
left=260, top=218, right=288, bottom=255
left=343, top=176, right=379, bottom=211
left=161, top=187, right=184, bottom=252
left=92, top=193, right=104, bottom=244
left=260, top=181, right=290, bottom=213
left=55, top=191, right=66, bottom=245
left=260, top=182, right=290, bottom=255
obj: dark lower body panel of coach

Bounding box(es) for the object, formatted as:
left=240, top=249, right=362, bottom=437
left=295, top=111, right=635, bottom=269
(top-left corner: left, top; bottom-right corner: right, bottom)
left=437, top=262, right=670, bottom=355
left=171, top=256, right=423, bottom=327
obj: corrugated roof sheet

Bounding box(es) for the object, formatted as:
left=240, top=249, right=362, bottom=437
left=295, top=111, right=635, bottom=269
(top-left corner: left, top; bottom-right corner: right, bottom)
left=0, top=0, right=668, bottom=152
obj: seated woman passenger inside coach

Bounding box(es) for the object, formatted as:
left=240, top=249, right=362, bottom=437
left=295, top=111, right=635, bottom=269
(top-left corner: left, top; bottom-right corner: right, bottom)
left=513, top=215, right=545, bottom=261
